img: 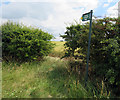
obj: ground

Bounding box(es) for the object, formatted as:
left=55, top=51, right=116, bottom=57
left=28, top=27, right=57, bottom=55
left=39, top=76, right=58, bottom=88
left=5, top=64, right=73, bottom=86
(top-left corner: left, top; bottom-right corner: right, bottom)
left=2, top=56, right=90, bottom=98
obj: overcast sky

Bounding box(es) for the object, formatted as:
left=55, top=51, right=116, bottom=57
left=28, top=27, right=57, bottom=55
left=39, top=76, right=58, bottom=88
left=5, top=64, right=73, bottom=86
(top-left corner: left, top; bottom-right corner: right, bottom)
left=0, top=0, right=119, bottom=41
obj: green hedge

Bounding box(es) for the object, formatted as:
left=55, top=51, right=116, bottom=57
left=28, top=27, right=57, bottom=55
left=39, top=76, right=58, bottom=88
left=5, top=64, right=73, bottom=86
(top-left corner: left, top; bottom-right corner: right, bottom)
left=61, top=17, right=120, bottom=96
left=2, top=21, right=54, bottom=62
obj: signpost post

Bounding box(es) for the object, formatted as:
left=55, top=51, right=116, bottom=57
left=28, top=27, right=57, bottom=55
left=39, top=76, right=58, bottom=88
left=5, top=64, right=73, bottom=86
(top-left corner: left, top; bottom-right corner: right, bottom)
left=81, top=10, right=93, bottom=86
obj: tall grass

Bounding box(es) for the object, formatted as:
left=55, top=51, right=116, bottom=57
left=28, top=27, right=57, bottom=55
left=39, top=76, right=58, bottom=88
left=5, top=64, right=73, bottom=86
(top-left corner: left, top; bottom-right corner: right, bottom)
left=2, top=41, right=112, bottom=98
left=2, top=56, right=91, bottom=98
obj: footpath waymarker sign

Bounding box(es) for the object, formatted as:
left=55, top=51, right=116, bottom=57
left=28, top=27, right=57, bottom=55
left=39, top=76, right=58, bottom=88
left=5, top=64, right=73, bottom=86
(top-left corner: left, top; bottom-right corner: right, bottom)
left=81, top=10, right=93, bottom=87
left=81, top=12, right=91, bottom=21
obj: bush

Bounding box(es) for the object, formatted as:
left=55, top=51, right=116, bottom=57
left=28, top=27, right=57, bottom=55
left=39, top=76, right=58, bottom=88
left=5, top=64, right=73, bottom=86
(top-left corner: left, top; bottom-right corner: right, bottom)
left=61, top=17, right=120, bottom=96
left=60, top=24, right=85, bottom=58
left=1, top=21, right=54, bottom=62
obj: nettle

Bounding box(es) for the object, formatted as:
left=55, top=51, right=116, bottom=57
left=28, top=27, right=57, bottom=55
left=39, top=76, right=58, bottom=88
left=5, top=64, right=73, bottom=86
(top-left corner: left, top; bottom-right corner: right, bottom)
left=2, top=21, right=54, bottom=62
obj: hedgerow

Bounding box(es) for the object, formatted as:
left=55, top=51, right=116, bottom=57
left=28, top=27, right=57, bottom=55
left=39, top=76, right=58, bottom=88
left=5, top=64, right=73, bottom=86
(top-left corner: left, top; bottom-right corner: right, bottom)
left=2, top=21, right=54, bottom=62
left=61, top=17, right=120, bottom=96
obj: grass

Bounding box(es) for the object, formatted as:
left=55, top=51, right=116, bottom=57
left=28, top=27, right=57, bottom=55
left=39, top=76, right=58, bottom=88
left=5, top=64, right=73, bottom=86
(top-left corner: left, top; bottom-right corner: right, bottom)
left=2, top=41, right=111, bottom=98
left=2, top=57, right=91, bottom=98
left=49, top=41, right=65, bottom=57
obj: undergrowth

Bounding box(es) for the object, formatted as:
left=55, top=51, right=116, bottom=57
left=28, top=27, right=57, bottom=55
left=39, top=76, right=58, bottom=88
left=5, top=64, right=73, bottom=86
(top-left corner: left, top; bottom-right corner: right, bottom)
left=2, top=56, right=91, bottom=98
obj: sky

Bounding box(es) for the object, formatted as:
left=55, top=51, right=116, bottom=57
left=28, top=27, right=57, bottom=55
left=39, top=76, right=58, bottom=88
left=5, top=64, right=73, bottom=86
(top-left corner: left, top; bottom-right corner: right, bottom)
left=0, top=0, right=119, bottom=41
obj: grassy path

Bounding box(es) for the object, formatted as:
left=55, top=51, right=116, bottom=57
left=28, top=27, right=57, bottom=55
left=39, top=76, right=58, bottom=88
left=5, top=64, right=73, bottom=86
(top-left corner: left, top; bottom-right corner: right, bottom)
left=49, top=41, right=65, bottom=57
left=2, top=56, right=91, bottom=98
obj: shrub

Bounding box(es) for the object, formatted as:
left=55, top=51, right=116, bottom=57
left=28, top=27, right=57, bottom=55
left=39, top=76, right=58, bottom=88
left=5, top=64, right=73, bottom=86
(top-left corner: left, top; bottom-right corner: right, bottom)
left=1, top=21, right=54, bottom=62
left=61, top=17, right=120, bottom=96
left=60, top=24, right=85, bottom=58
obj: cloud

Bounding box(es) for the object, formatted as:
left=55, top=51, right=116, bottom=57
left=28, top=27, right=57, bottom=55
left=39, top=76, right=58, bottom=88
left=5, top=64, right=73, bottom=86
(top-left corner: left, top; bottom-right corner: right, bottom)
left=107, top=0, right=120, bottom=3
left=3, top=0, right=98, bottom=3
left=106, top=2, right=118, bottom=18
left=2, top=2, right=54, bottom=19
left=108, top=0, right=114, bottom=3
left=52, top=36, right=64, bottom=41
left=2, top=3, right=28, bottom=19
left=103, top=3, right=109, bottom=7
left=38, top=0, right=99, bottom=35
left=1, top=0, right=99, bottom=41
left=0, top=18, right=8, bottom=25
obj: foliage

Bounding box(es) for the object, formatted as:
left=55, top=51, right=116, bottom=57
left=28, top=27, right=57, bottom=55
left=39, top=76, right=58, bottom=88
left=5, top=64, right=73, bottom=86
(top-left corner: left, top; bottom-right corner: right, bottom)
left=1, top=21, right=54, bottom=62
left=2, top=44, right=112, bottom=98
left=61, top=17, right=120, bottom=96
left=60, top=24, right=86, bottom=59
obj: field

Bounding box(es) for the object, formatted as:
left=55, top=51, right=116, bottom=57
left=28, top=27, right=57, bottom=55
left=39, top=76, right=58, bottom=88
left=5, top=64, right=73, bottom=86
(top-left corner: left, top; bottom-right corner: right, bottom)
left=49, top=41, right=65, bottom=57
left=2, top=41, right=110, bottom=98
